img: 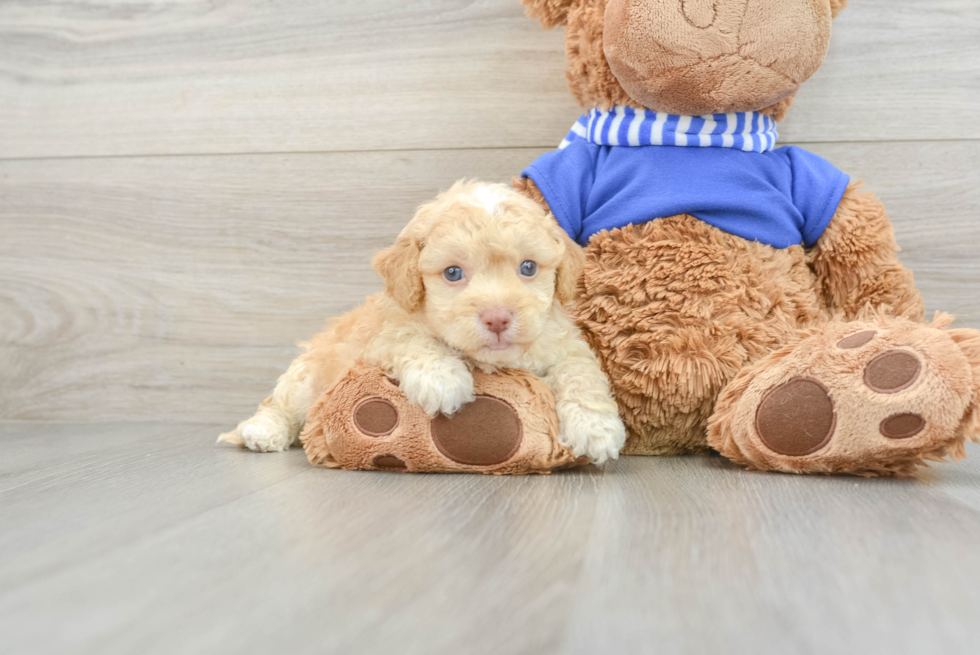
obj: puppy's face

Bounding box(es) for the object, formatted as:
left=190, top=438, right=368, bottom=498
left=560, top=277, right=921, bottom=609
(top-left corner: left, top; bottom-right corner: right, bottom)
left=373, top=182, right=584, bottom=367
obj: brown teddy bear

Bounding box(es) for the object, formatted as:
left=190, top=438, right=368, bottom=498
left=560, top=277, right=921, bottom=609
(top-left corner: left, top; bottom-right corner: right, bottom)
left=511, top=0, right=980, bottom=475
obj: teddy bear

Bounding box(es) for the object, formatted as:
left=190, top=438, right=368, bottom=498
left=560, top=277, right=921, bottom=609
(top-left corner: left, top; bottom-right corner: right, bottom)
left=510, top=0, right=980, bottom=475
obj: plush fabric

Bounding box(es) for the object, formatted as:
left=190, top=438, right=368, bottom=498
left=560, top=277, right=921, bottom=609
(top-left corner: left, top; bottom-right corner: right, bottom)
left=602, top=0, right=832, bottom=115
left=708, top=313, right=980, bottom=476
left=523, top=133, right=848, bottom=248
left=568, top=208, right=827, bottom=456
left=530, top=0, right=825, bottom=117
left=515, top=0, right=980, bottom=475
left=302, top=363, right=585, bottom=474
left=559, top=107, right=779, bottom=151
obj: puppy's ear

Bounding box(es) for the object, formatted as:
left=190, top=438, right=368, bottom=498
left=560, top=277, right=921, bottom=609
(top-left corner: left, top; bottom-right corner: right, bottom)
left=372, top=236, right=425, bottom=313
left=520, top=0, right=580, bottom=29
left=829, top=0, right=848, bottom=18
left=555, top=230, right=586, bottom=305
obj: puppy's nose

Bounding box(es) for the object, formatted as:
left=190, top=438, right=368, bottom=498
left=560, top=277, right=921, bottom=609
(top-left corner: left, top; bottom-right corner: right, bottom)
left=480, top=309, right=513, bottom=335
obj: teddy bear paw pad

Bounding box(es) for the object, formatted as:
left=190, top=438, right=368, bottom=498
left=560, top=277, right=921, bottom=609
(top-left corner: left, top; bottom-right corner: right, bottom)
left=431, top=396, right=523, bottom=466
left=755, top=378, right=836, bottom=456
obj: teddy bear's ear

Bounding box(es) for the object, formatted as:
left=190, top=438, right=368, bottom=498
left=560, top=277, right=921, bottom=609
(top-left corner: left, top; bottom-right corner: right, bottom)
left=829, top=0, right=848, bottom=18
left=519, top=0, right=580, bottom=29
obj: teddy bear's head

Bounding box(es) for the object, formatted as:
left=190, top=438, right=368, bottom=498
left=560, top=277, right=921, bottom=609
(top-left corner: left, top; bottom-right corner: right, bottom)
left=522, top=0, right=848, bottom=120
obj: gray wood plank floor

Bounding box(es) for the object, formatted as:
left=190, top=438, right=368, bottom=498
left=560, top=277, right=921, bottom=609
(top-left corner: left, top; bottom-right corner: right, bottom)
left=2, top=423, right=980, bottom=655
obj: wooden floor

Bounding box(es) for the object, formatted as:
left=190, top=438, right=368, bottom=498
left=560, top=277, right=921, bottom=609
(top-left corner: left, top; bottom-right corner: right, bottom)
left=1, top=423, right=980, bottom=654
left=2, top=1, right=980, bottom=652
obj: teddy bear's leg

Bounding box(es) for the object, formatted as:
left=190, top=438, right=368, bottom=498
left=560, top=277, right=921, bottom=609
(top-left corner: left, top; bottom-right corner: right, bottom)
left=809, top=182, right=924, bottom=321
left=303, top=364, right=582, bottom=474
left=708, top=315, right=980, bottom=475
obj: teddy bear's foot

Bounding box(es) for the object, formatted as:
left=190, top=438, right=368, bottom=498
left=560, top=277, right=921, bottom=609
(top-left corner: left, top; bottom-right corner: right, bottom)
left=708, top=313, right=980, bottom=476
left=301, top=363, right=586, bottom=474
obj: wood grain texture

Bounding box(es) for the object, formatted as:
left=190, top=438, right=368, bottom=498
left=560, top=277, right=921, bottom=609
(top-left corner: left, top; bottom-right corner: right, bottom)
left=1, top=422, right=979, bottom=654
left=0, top=423, right=305, bottom=591
left=1, top=0, right=978, bottom=159
left=563, top=455, right=980, bottom=654
left=2, top=142, right=978, bottom=424
left=2, top=1, right=979, bottom=651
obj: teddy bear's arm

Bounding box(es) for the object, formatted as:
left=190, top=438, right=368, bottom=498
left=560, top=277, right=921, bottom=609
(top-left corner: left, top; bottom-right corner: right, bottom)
left=809, top=182, right=924, bottom=321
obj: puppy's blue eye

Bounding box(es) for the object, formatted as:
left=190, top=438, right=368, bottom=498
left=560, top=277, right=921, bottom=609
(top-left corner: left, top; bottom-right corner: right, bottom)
left=444, top=266, right=464, bottom=282
left=520, top=261, right=537, bottom=277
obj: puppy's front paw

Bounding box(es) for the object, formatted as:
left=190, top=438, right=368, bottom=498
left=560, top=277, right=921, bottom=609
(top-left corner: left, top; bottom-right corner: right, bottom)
left=398, top=359, right=475, bottom=416
left=558, top=404, right=627, bottom=465
left=236, top=415, right=293, bottom=452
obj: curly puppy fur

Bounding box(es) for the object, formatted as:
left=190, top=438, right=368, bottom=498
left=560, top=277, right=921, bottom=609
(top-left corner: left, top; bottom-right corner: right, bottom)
left=220, top=181, right=626, bottom=464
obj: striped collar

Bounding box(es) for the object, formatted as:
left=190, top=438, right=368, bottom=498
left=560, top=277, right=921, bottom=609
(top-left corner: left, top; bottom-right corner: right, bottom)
left=559, top=106, right=780, bottom=154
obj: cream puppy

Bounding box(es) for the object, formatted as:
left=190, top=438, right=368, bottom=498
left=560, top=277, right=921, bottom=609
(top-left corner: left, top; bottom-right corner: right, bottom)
left=220, top=181, right=626, bottom=463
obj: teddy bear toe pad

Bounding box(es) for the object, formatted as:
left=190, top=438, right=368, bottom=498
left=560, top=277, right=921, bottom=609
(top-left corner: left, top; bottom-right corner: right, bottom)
left=372, top=454, right=407, bottom=470
left=880, top=413, right=926, bottom=440
left=710, top=317, right=976, bottom=475
left=864, top=350, right=922, bottom=394
left=837, top=330, right=877, bottom=349
left=353, top=398, right=399, bottom=436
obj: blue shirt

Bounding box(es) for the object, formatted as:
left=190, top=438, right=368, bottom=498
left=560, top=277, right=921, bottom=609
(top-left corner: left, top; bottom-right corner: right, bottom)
left=522, top=140, right=850, bottom=249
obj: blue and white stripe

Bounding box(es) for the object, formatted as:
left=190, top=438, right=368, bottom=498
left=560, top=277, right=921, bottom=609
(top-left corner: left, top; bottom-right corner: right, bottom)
left=558, top=106, right=779, bottom=153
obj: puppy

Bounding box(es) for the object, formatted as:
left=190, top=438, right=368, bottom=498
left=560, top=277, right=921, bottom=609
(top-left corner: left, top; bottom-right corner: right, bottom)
left=220, top=181, right=626, bottom=463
